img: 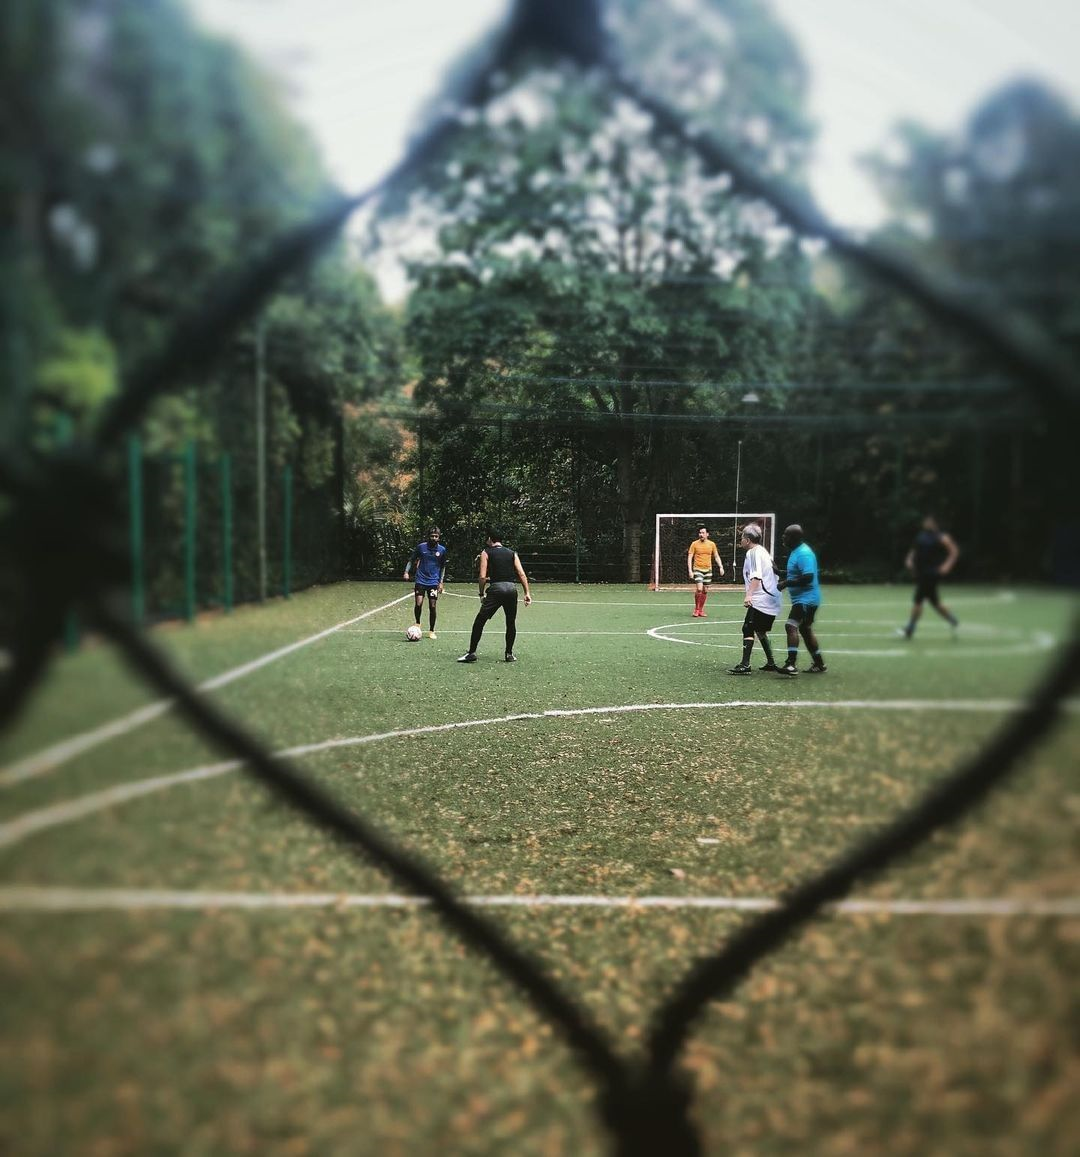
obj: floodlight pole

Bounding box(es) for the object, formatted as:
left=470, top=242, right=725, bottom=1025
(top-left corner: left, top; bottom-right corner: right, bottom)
left=732, top=439, right=742, bottom=575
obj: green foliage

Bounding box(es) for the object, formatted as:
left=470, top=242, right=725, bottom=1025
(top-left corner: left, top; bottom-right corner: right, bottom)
left=33, top=326, right=117, bottom=428
left=395, top=2, right=818, bottom=579
left=814, top=77, right=1080, bottom=576
left=2, top=0, right=407, bottom=614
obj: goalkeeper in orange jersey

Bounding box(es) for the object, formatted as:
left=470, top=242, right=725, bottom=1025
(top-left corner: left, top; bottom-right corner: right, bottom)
left=687, top=525, right=725, bottom=616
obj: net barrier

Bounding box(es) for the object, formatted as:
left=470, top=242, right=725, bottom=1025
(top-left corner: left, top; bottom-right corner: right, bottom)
left=2, top=2, right=1078, bottom=1152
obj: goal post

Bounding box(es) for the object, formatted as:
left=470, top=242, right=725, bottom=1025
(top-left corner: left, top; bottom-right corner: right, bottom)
left=651, top=513, right=776, bottom=589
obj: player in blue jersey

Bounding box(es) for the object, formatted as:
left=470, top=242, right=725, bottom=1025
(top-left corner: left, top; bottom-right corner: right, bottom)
left=776, top=523, right=826, bottom=675
left=404, top=526, right=448, bottom=639
left=901, top=515, right=959, bottom=638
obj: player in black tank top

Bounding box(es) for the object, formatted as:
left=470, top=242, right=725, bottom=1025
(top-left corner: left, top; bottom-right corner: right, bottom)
left=457, top=530, right=533, bottom=662
left=484, top=544, right=518, bottom=585
left=901, top=515, right=960, bottom=638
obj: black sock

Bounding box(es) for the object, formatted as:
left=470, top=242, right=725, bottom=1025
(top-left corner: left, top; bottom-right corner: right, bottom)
left=741, top=638, right=754, bottom=665
left=759, top=635, right=774, bottom=663
left=812, top=649, right=824, bottom=665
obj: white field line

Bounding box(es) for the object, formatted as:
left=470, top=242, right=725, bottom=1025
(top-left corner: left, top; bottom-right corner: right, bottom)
left=352, top=629, right=653, bottom=635
left=3, top=698, right=1076, bottom=854
left=444, top=591, right=1020, bottom=609
left=0, top=594, right=412, bottom=790
left=646, top=621, right=1058, bottom=659
left=1, top=886, right=1076, bottom=918
left=357, top=622, right=1041, bottom=642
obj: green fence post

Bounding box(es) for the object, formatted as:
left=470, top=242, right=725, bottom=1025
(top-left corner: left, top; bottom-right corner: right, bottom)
left=183, top=440, right=197, bottom=622
left=54, top=414, right=81, bottom=651
left=573, top=431, right=582, bottom=584
left=128, top=433, right=145, bottom=624
left=282, top=463, right=293, bottom=598
left=221, top=453, right=233, bottom=613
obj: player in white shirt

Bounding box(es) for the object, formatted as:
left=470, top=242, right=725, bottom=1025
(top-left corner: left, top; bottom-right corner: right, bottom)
left=729, top=523, right=783, bottom=675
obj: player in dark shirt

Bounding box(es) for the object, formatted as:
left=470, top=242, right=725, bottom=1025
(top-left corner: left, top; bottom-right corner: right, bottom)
left=901, top=515, right=959, bottom=639
left=457, top=529, right=532, bottom=663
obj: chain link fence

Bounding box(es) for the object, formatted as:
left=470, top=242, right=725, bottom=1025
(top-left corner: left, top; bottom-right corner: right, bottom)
left=3, top=3, right=1078, bottom=1152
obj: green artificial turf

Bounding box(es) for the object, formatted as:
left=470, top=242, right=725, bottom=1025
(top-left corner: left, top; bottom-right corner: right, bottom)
left=0, top=581, right=1076, bottom=1155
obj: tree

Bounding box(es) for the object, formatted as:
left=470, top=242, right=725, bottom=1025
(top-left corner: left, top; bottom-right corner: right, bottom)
left=2, top=0, right=407, bottom=608
left=814, top=78, right=1080, bottom=577
left=393, top=0, right=816, bottom=579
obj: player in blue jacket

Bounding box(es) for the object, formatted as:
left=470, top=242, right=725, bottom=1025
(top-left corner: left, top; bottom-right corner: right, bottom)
left=404, top=526, right=448, bottom=639
left=776, top=523, right=826, bottom=675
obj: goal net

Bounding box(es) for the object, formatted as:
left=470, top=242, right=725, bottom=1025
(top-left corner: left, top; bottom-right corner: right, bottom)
left=652, top=513, right=776, bottom=589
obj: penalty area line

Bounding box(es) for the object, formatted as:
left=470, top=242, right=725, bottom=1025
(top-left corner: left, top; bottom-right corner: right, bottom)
left=0, top=886, right=1077, bottom=918
left=0, top=593, right=412, bottom=790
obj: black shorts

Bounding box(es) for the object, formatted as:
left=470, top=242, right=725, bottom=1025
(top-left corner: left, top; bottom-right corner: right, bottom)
left=414, top=583, right=440, bottom=599
left=742, top=607, right=776, bottom=635
left=479, top=581, right=518, bottom=615
left=913, top=575, right=939, bottom=604
left=786, top=603, right=819, bottom=628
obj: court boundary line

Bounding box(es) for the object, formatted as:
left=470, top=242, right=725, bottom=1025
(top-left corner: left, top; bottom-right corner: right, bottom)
left=3, top=697, right=1076, bottom=852
left=646, top=620, right=1057, bottom=659
left=442, top=589, right=1019, bottom=609
left=1, top=885, right=1076, bottom=918
left=0, top=593, right=412, bottom=789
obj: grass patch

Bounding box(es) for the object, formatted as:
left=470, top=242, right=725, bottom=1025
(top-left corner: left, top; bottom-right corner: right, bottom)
left=0, top=582, right=1076, bottom=1154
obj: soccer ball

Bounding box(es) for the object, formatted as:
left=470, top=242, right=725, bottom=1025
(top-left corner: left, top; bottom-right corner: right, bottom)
left=406, top=624, right=423, bottom=642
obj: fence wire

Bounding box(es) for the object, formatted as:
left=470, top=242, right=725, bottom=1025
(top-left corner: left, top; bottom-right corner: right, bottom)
left=3, top=2, right=1078, bottom=1152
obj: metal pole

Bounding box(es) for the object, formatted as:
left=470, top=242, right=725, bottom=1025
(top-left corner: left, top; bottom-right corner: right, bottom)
left=282, top=463, right=293, bottom=598
left=335, top=408, right=346, bottom=580
left=971, top=432, right=984, bottom=557
left=221, top=453, right=233, bottom=613
left=183, top=440, right=197, bottom=622
left=418, top=421, right=425, bottom=523
left=255, top=316, right=267, bottom=601
left=129, top=433, right=144, bottom=624
left=732, top=438, right=743, bottom=575
left=55, top=414, right=80, bottom=651
left=893, top=440, right=905, bottom=531
left=573, top=431, right=582, bottom=584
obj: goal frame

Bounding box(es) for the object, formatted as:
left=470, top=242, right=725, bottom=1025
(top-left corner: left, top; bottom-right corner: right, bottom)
left=652, top=512, right=776, bottom=590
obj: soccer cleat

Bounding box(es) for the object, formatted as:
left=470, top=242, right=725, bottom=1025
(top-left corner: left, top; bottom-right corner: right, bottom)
left=728, top=663, right=752, bottom=675
left=505, top=652, right=517, bottom=663
left=777, top=661, right=798, bottom=676
left=457, top=652, right=477, bottom=663
left=808, top=662, right=827, bottom=674
left=759, top=661, right=779, bottom=672
left=428, top=631, right=437, bottom=640
left=897, top=627, right=913, bottom=639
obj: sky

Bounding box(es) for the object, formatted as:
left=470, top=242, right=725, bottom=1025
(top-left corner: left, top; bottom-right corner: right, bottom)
left=189, top=0, right=1080, bottom=292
